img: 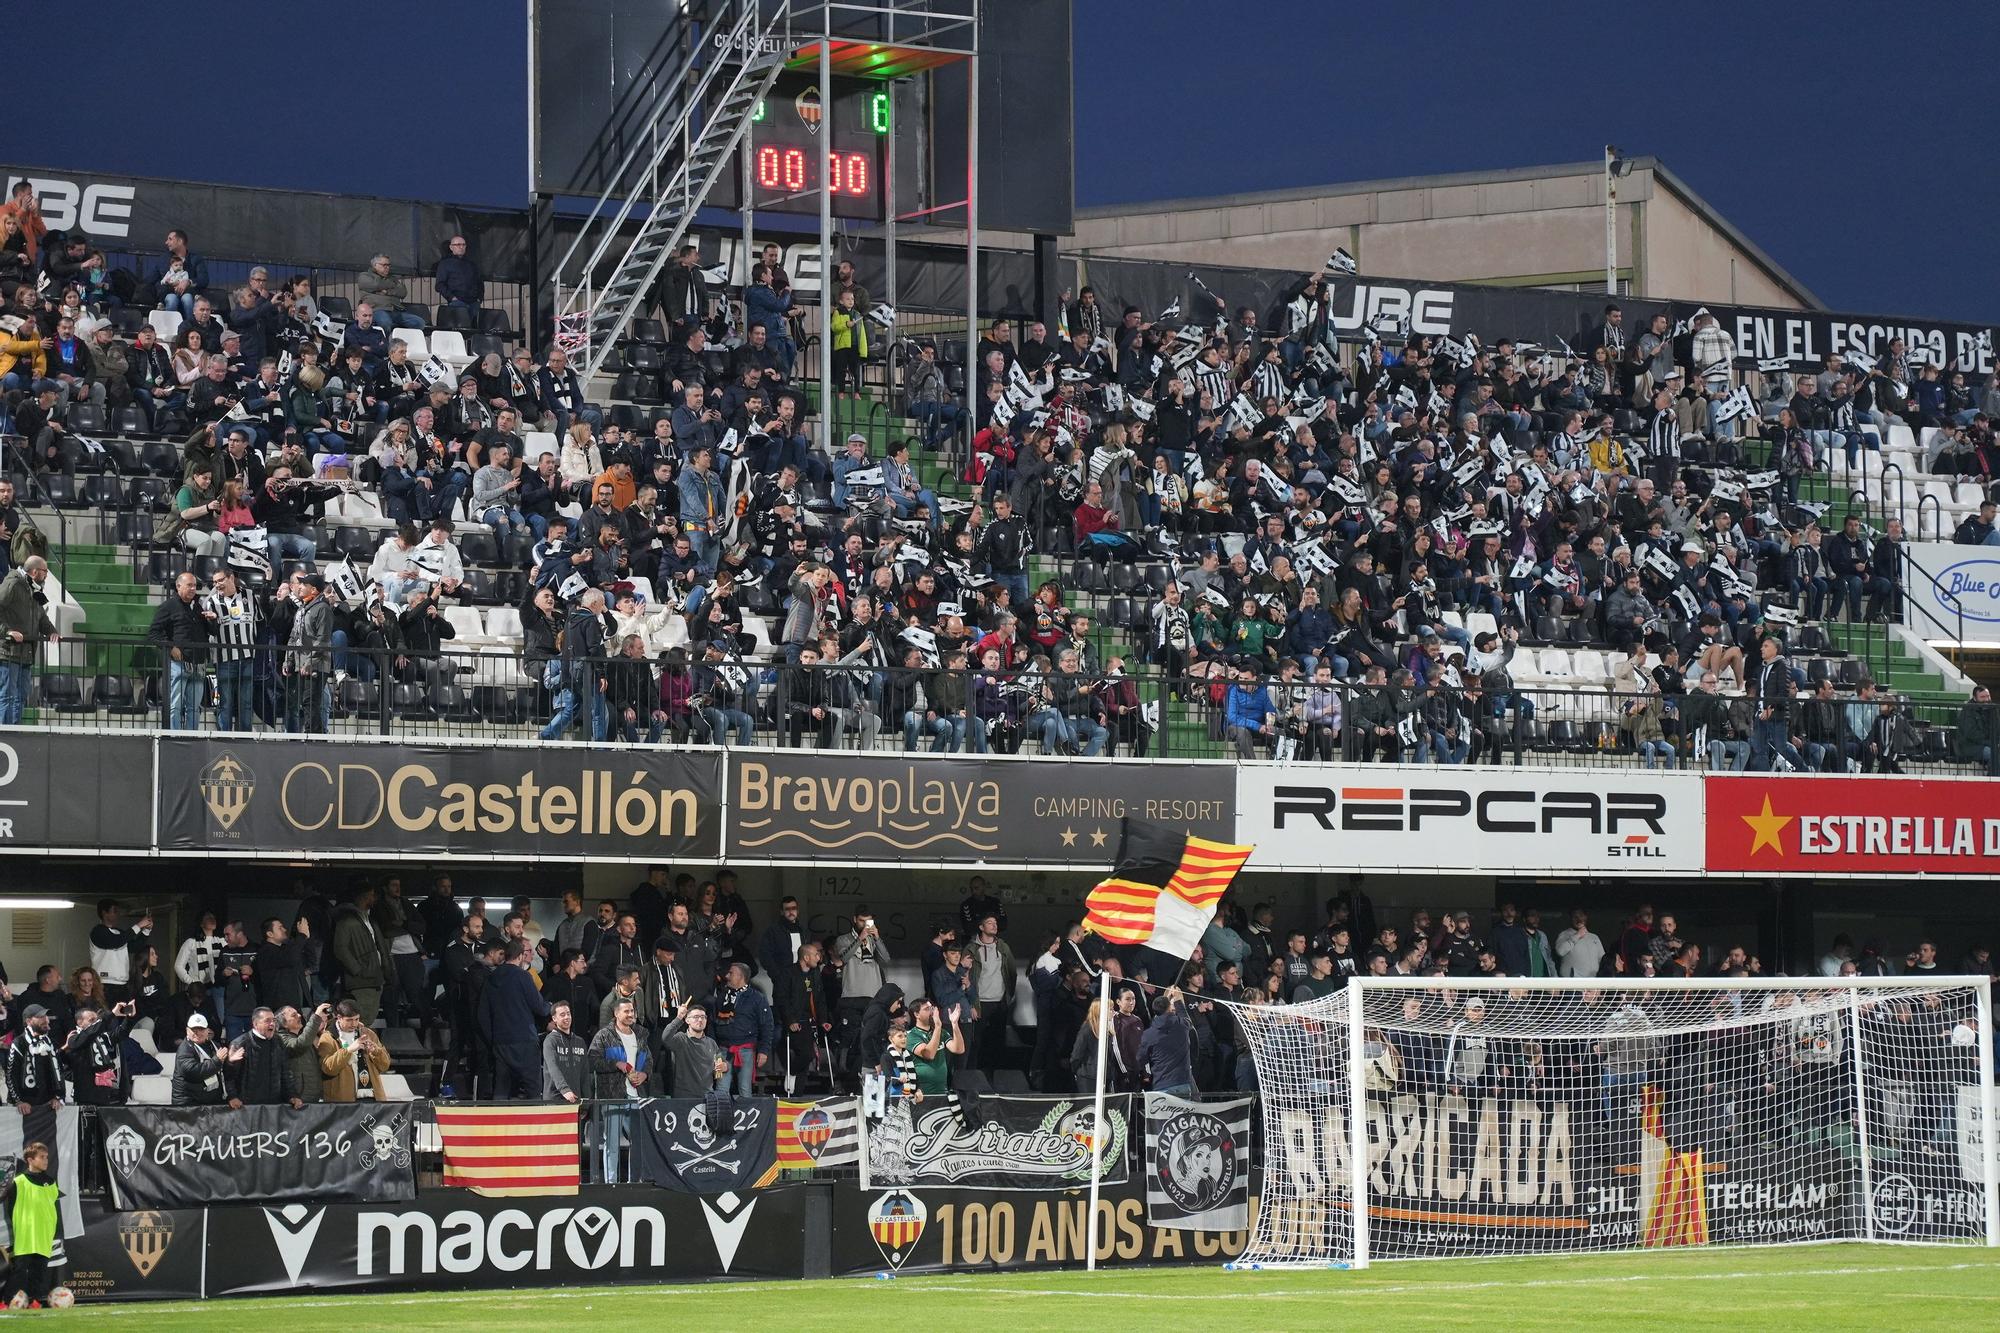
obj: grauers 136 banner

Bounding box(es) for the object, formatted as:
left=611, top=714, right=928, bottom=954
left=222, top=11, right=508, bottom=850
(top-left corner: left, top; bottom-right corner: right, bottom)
left=99, top=1104, right=416, bottom=1210
left=1236, top=764, right=1704, bottom=874
left=1706, top=775, right=2000, bottom=876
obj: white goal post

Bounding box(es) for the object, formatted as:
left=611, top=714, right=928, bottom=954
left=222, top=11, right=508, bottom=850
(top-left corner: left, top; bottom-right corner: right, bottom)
left=1233, top=974, right=1998, bottom=1269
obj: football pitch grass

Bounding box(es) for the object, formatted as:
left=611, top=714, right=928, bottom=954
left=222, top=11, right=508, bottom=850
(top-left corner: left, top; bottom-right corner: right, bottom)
left=45, top=1243, right=2000, bottom=1329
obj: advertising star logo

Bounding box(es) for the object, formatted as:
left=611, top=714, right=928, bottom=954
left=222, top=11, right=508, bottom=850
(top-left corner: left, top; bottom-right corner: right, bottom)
left=1741, top=794, right=1794, bottom=856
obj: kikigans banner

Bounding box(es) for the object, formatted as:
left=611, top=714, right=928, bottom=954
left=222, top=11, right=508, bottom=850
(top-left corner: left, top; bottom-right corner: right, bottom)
left=1144, top=1094, right=1251, bottom=1230
left=98, top=1104, right=416, bottom=1209
left=861, top=1094, right=1131, bottom=1192
left=629, top=1096, right=779, bottom=1194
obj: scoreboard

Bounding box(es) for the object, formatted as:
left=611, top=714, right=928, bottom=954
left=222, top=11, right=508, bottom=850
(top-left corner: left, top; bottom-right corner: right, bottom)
left=709, top=72, right=886, bottom=221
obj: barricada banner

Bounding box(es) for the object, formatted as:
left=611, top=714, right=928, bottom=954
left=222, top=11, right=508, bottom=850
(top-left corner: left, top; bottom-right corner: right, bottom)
left=1144, top=1094, right=1252, bottom=1231
left=98, top=1104, right=416, bottom=1210
left=861, top=1094, right=1132, bottom=1192
left=628, top=1096, right=780, bottom=1194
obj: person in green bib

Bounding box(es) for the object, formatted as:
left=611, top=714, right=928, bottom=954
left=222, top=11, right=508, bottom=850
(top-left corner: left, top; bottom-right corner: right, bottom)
left=3, top=1141, right=59, bottom=1307
left=909, top=999, right=967, bottom=1101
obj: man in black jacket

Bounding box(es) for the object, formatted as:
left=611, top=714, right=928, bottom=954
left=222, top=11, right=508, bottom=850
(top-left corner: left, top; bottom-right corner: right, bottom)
left=254, top=916, right=311, bottom=1013
left=1799, top=678, right=1848, bottom=773
left=977, top=495, right=1032, bottom=609
left=227, top=1007, right=302, bottom=1108
left=1822, top=514, right=1872, bottom=624
left=1748, top=635, right=1806, bottom=772
left=64, top=1002, right=135, bottom=1106
left=7, top=1005, right=66, bottom=1110
left=149, top=571, right=215, bottom=732
left=171, top=1012, right=229, bottom=1106
left=656, top=245, right=708, bottom=334
left=590, top=912, right=646, bottom=993
left=774, top=940, right=834, bottom=1089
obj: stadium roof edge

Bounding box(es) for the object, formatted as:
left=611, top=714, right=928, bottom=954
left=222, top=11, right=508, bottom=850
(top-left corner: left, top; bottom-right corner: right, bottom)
left=1075, top=155, right=1824, bottom=313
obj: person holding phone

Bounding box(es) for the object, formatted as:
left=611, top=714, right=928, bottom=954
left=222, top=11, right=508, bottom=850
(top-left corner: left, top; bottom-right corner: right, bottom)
left=64, top=1001, right=137, bottom=1106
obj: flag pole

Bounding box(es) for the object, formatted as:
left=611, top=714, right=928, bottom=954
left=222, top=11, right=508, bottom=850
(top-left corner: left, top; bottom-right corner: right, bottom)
left=1085, top=961, right=1110, bottom=1272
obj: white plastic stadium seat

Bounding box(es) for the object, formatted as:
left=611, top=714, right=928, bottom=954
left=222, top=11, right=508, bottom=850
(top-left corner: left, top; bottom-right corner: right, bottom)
left=523, top=432, right=559, bottom=466
left=375, top=1072, right=416, bottom=1102
left=483, top=606, right=523, bottom=640
left=147, top=309, right=183, bottom=342
left=130, top=1074, right=172, bottom=1105
left=1506, top=646, right=1546, bottom=684
left=1568, top=649, right=1610, bottom=687
left=442, top=606, right=487, bottom=641
left=1462, top=611, right=1499, bottom=641
left=1536, top=649, right=1574, bottom=681
left=429, top=329, right=472, bottom=372
left=390, top=328, right=428, bottom=360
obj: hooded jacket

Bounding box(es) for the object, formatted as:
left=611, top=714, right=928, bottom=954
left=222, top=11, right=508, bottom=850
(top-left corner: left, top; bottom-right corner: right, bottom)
left=857, top=983, right=905, bottom=1072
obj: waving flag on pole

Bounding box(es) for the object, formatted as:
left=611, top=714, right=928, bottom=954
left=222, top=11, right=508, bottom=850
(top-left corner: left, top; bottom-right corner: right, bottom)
left=1084, top=818, right=1254, bottom=958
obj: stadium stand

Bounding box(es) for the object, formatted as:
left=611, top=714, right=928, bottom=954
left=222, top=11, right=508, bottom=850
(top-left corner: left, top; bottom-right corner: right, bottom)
left=2, top=195, right=1996, bottom=776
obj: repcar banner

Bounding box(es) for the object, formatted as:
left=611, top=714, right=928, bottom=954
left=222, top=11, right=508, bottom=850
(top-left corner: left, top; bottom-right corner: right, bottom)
left=832, top=1180, right=1247, bottom=1274
left=1237, top=764, right=1704, bottom=874
left=1706, top=775, right=2000, bottom=877
left=629, top=1096, right=779, bottom=1194
left=99, top=1104, right=416, bottom=1210
left=861, top=1094, right=1132, bottom=1192
left=728, top=753, right=1233, bottom=866
left=204, top=1184, right=810, bottom=1293
left=155, top=737, right=722, bottom=861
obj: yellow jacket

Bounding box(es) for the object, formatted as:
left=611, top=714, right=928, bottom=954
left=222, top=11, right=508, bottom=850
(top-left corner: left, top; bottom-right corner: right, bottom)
left=830, top=308, right=867, bottom=359
left=1588, top=434, right=1628, bottom=475
left=0, top=328, right=44, bottom=381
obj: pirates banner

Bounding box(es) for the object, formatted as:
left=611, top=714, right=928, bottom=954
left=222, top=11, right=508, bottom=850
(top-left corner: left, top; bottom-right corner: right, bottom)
left=629, top=1097, right=779, bottom=1194
left=862, top=1094, right=1132, bottom=1192
left=1144, top=1094, right=1252, bottom=1231
left=98, top=1103, right=416, bottom=1210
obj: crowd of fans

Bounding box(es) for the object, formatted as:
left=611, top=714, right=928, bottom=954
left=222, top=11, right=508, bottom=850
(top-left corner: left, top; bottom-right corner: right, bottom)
left=4, top=884, right=1987, bottom=1118
left=2, top=184, right=1996, bottom=772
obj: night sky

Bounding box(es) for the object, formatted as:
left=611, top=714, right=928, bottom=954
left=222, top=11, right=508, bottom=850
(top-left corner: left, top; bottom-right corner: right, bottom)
left=14, top=0, right=1996, bottom=323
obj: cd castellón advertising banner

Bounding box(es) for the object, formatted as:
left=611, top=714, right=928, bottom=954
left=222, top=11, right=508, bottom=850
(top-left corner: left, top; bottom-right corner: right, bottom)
left=154, top=737, right=723, bottom=861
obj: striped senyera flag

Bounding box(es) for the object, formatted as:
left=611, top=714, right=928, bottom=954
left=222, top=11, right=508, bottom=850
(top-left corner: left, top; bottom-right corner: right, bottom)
left=1083, top=818, right=1254, bottom=959
left=436, top=1104, right=581, bottom=1197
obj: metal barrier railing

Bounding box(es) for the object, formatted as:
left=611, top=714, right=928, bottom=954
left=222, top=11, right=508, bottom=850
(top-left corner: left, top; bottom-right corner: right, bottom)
left=16, top=641, right=1994, bottom=773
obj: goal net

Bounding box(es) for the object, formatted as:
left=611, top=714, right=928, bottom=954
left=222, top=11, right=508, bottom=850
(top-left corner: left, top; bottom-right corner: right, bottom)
left=1234, top=976, right=1998, bottom=1267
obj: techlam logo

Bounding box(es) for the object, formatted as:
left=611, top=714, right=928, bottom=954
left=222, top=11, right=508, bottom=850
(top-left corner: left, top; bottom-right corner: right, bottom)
left=5, top=175, right=136, bottom=239
left=356, top=1204, right=676, bottom=1276
left=1271, top=784, right=1671, bottom=858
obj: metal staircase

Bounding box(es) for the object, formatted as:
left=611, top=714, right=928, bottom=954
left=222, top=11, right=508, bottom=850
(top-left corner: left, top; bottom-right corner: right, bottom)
left=552, top=0, right=792, bottom=383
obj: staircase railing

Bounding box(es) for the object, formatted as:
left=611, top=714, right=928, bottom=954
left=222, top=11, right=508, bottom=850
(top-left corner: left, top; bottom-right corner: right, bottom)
left=550, top=0, right=791, bottom=382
